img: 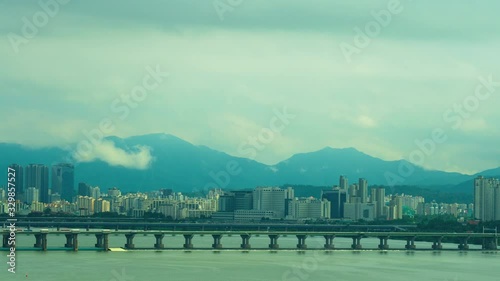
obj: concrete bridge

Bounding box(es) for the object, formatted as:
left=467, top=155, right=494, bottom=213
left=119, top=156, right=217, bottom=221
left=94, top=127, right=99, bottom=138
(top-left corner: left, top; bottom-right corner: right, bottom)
left=1, top=230, right=497, bottom=252
left=2, top=220, right=417, bottom=232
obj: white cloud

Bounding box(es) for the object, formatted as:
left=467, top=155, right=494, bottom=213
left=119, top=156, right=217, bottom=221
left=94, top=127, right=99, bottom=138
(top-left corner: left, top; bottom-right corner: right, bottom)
left=73, top=140, right=153, bottom=170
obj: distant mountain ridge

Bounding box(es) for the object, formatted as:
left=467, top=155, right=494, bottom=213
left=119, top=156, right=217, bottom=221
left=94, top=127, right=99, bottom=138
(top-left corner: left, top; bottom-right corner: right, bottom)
left=0, top=133, right=497, bottom=193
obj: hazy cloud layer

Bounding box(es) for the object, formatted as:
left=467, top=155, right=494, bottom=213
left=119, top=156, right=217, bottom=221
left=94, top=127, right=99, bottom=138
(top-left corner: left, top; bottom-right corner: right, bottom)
left=0, top=0, right=499, bottom=174
left=72, top=140, right=153, bottom=170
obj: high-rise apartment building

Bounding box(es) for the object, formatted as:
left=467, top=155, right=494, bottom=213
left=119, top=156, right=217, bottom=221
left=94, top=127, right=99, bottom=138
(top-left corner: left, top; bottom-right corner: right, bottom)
left=339, top=176, right=348, bottom=190
left=76, top=196, right=95, bottom=216
left=474, top=176, right=500, bottom=221
left=358, top=178, right=368, bottom=203
left=52, top=163, right=75, bottom=202
left=90, top=186, right=101, bottom=199
left=26, top=187, right=39, bottom=204
left=348, top=184, right=358, bottom=198
left=343, top=178, right=372, bottom=220
left=26, top=164, right=49, bottom=203
left=388, top=195, right=403, bottom=220
left=371, top=187, right=387, bottom=219
left=94, top=198, right=111, bottom=213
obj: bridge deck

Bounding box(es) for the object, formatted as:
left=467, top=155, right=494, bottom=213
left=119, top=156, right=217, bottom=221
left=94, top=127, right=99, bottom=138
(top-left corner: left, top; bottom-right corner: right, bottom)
left=2, top=230, right=497, bottom=238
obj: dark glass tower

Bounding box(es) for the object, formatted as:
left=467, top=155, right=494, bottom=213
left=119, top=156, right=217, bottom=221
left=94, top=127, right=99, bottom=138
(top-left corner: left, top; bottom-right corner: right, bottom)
left=26, top=164, right=49, bottom=203
left=233, top=190, right=253, bottom=210
left=78, top=182, right=92, bottom=197
left=52, top=163, right=75, bottom=202
left=321, top=188, right=347, bottom=218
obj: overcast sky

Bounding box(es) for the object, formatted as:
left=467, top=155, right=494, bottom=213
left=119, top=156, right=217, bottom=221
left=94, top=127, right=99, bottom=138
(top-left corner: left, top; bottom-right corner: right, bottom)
left=0, top=0, right=499, bottom=174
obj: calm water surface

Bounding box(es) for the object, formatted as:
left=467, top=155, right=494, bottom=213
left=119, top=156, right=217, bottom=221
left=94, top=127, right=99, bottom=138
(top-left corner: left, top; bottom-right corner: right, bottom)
left=1, top=234, right=498, bottom=281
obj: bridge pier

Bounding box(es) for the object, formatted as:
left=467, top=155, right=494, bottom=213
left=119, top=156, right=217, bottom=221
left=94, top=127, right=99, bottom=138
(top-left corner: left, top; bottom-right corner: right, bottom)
left=154, top=234, right=165, bottom=249
left=405, top=237, right=416, bottom=250
left=212, top=234, right=223, bottom=249
left=482, top=238, right=498, bottom=250
left=2, top=234, right=9, bottom=248
left=432, top=237, right=443, bottom=250
left=378, top=237, right=389, bottom=250
left=351, top=236, right=362, bottom=250
left=95, top=233, right=110, bottom=251
left=240, top=234, right=251, bottom=249
left=65, top=234, right=74, bottom=248
left=72, top=233, right=79, bottom=251
left=34, top=234, right=42, bottom=248
left=296, top=235, right=307, bottom=249
left=458, top=237, right=469, bottom=250
left=324, top=235, right=335, bottom=249
left=103, top=233, right=109, bottom=251
left=125, top=233, right=135, bottom=249
left=183, top=234, right=194, bottom=249
left=95, top=234, right=104, bottom=248
left=268, top=235, right=279, bottom=249
left=41, top=233, right=48, bottom=251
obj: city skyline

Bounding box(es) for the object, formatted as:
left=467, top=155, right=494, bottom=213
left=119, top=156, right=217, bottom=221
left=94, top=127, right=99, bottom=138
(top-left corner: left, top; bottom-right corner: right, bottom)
left=0, top=173, right=474, bottom=221
left=1, top=1, right=498, bottom=280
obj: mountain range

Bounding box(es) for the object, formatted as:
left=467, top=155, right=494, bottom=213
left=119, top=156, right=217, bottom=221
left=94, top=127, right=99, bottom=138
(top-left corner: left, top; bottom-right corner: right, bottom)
left=1, top=133, right=498, bottom=194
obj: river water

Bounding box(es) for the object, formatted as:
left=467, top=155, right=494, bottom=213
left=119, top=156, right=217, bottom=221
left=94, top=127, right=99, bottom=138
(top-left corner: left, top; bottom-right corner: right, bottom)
left=1, top=234, right=498, bottom=281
